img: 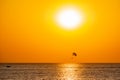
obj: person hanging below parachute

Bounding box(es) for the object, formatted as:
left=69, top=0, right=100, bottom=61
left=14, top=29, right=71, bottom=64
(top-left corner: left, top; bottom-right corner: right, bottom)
left=71, top=52, right=77, bottom=63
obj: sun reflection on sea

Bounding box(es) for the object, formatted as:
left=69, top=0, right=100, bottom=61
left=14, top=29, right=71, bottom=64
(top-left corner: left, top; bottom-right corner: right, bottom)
left=57, top=64, right=83, bottom=79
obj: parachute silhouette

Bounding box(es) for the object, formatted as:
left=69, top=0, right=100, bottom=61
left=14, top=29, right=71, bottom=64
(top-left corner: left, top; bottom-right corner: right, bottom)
left=72, top=52, right=77, bottom=56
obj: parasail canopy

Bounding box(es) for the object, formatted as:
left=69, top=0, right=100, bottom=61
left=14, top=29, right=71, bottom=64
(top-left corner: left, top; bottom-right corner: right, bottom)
left=72, top=52, right=77, bottom=56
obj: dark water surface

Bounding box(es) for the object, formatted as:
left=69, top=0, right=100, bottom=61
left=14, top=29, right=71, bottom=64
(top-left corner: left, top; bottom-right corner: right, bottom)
left=0, top=63, right=120, bottom=80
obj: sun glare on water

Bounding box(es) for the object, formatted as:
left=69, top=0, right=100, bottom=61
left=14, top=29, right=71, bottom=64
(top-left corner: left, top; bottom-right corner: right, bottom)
left=55, top=6, right=84, bottom=30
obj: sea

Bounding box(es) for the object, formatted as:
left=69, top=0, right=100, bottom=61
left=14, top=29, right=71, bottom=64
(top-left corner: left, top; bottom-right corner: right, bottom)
left=0, top=63, right=120, bottom=80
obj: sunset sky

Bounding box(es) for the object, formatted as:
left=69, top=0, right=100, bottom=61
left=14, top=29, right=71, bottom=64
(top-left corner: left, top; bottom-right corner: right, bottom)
left=0, top=0, right=120, bottom=63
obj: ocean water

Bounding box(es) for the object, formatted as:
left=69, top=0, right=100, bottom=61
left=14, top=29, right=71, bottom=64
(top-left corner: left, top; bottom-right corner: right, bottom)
left=0, top=63, right=120, bottom=80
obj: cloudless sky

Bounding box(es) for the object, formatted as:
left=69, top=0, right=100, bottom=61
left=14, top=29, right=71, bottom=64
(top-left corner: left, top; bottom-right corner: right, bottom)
left=0, top=0, right=120, bottom=63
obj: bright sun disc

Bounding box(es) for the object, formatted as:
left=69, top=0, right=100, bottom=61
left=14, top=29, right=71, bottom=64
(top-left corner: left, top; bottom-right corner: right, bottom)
left=55, top=6, right=83, bottom=30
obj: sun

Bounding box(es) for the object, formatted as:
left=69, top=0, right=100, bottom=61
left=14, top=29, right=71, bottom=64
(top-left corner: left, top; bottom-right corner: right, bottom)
left=55, top=6, right=84, bottom=30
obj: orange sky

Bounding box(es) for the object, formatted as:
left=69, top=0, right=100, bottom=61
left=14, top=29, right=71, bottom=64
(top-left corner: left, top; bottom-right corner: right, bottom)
left=0, top=0, right=120, bottom=63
